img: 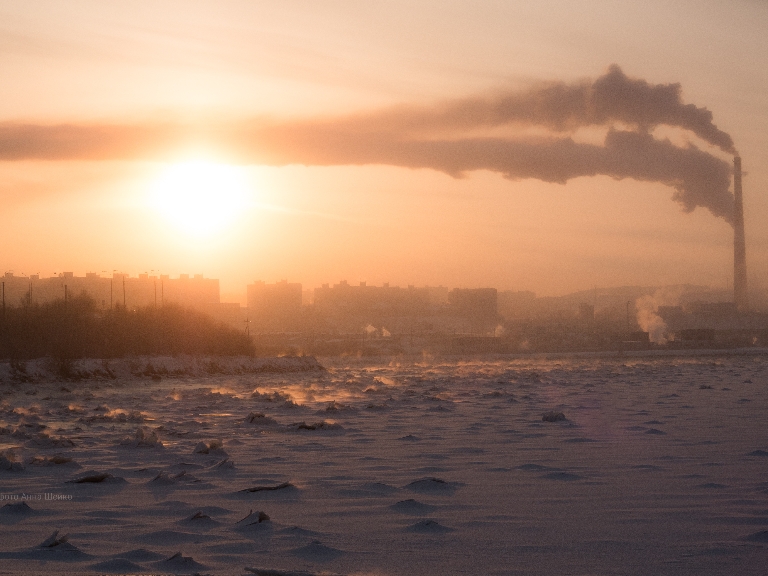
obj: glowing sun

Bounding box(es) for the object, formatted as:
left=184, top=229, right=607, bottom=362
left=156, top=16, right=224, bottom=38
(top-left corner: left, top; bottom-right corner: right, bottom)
left=149, top=161, right=249, bottom=237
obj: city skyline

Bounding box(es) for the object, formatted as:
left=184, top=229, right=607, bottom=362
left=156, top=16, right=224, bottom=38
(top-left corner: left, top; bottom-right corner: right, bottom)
left=0, top=269, right=744, bottom=308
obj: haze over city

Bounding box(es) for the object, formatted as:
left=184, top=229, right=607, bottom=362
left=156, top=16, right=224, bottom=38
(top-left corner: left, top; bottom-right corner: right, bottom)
left=2, top=1, right=767, bottom=305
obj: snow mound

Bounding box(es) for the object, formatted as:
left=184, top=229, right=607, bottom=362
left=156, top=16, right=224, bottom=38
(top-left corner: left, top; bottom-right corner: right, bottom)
left=0, top=451, right=25, bottom=471
left=67, top=471, right=125, bottom=484
left=744, top=530, right=768, bottom=543
left=27, top=432, right=76, bottom=448
left=180, top=510, right=220, bottom=529
left=244, top=412, right=280, bottom=426
left=38, top=530, right=72, bottom=548
left=240, top=481, right=295, bottom=493
left=120, top=426, right=163, bottom=448
left=208, top=458, right=236, bottom=471
left=290, top=539, right=344, bottom=561
left=27, top=454, right=78, bottom=467
left=152, top=550, right=207, bottom=572
left=194, top=439, right=227, bottom=455
left=236, top=509, right=271, bottom=526
left=405, top=477, right=460, bottom=494
left=149, top=470, right=201, bottom=485
left=406, top=519, right=454, bottom=533
left=542, top=411, right=566, bottom=422
left=390, top=499, right=437, bottom=515
left=289, top=420, right=344, bottom=432
left=0, top=501, right=34, bottom=515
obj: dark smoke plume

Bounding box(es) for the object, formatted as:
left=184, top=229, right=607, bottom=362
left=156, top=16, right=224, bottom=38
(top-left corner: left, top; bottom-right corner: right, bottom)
left=332, top=65, right=735, bottom=154
left=0, top=66, right=736, bottom=223
left=245, top=127, right=734, bottom=223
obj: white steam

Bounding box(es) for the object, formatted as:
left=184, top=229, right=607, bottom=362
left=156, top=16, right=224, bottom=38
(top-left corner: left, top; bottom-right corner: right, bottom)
left=635, top=287, right=684, bottom=344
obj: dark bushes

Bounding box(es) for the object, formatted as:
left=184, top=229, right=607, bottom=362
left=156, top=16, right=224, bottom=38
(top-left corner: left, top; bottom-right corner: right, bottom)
left=0, top=294, right=253, bottom=359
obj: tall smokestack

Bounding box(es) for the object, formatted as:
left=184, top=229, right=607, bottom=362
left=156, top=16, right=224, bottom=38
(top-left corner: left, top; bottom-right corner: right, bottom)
left=733, top=156, right=747, bottom=310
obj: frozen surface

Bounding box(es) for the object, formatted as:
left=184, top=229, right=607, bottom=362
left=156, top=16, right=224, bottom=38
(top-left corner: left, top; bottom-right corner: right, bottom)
left=1, top=353, right=768, bottom=575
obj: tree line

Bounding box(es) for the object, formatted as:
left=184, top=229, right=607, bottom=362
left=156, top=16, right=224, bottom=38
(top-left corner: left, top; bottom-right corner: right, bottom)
left=0, top=294, right=253, bottom=359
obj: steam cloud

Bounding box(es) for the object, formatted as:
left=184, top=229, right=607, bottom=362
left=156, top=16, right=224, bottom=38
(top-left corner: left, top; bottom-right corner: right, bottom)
left=635, top=287, right=686, bottom=345
left=0, top=65, right=736, bottom=223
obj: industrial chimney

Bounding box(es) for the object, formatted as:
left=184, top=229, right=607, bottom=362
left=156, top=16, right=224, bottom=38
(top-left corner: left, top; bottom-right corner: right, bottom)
left=733, top=156, right=747, bottom=310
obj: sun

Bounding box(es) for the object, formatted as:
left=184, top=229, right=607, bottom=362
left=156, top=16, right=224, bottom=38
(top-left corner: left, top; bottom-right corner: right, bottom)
left=149, top=161, right=249, bottom=237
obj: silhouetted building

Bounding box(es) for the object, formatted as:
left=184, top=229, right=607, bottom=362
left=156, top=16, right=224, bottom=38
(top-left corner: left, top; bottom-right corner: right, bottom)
left=497, top=290, right=537, bottom=320
left=677, top=328, right=715, bottom=343
left=247, top=280, right=302, bottom=315
left=313, top=281, right=437, bottom=318
left=448, top=288, right=497, bottom=320
left=686, top=301, right=738, bottom=317
left=307, top=281, right=459, bottom=335
left=246, top=280, right=303, bottom=333
left=1, top=271, right=219, bottom=311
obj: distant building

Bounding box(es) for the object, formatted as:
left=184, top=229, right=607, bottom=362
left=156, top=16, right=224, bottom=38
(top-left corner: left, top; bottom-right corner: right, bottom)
left=497, top=290, right=536, bottom=320
left=161, top=274, right=219, bottom=309
left=247, top=280, right=302, bottom=315
left=445, top=288, right=499, bottom=334
left=307, top=281, right=458, bottom=335
left=448, top=288, right=497, bottom=320
left=246, top=280, right=303, bottom=333
left=685, top=301, right=738, bottom=317
left=312, top=281, right=449, bottom=318
left=1, top=271, right=219, bottom=311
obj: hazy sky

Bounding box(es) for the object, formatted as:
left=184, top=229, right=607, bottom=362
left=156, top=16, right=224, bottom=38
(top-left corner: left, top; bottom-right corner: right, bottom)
left=1, top=0, right=767, bottom=303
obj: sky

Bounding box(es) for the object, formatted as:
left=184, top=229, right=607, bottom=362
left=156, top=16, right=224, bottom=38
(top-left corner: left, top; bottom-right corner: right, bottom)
left=1, top=0, right=767, bottom=304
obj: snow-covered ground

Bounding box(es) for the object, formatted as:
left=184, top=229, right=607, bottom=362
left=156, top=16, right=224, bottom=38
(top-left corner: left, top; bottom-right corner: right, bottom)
left=1, top=353, right=767, bottom=575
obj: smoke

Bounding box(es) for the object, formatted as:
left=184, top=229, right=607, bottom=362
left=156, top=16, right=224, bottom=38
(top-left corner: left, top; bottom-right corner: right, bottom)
left=0, top=66, right=737, bottom=223
left=635, top=287, right=685, bottom=344
left=249, top=128, right=734, bottom=223
left=635, top=295, right=668, bottom=344
left=317, top=64, right=736, bottom=154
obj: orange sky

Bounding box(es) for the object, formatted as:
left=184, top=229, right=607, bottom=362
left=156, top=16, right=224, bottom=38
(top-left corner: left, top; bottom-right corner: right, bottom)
left=1, top=1, right=767, bottom=305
